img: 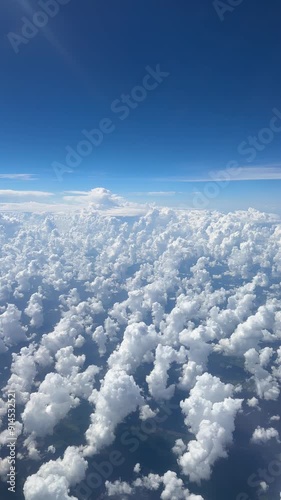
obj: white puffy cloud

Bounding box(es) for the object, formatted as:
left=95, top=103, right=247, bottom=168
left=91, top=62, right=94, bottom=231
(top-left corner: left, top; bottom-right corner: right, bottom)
left=251, top=426, right=280, bottom=444
left=4, top=345, right=37, bottom=404
left=22, top=359, right=99, bottom=439
left=161, top=470, right=204, bottom=500
left=247, top=397, right=259, bottom=408
left=0, top=304, right=27, bottom=351
left=23, top=434, right=41, bottom=461
left=84, top=369, right=143, bottom=456
left=22, top=373, right=80, bottom=437
left=106, top=470, right=204, bottom=499
left=178, top=334, right=211, bottom=391
left=106, top=479, right=133, bottom=496
left=25, top=291, right=44, bottom=327
left=178, top=373, right=243, bottom=483
left=244, top=348, right=279, bottom=400
left=23, top=446, right=87, bottom=500
left=139, top=404, right=158, bottom=421
left=0, top=457, right=11, bottom=481
left=62, top=187, right=127, bottom=209
left=55, top=347, right=85, bottom=377
left=218, top=300, right=280, bottom=356
left=172, top=438, right=187, bottom=456
left=134, top=463, right=141, bottom=473
left=146, top=345, right=187, bottom=400
left=108, top=322, right=158, bottom=373
left=0, top=421, right=22, bottom=448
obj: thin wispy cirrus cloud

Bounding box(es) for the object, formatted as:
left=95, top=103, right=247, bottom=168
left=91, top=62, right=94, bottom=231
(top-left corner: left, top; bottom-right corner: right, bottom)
left=0, top=174, right=38, bottom=180
left=0, top=201, right=79, bottom=214
left=156, top=165, right=281, bottom=182
left=0, top=190, right=53, bottom=198
left=132, top=191, right=178, bottom=196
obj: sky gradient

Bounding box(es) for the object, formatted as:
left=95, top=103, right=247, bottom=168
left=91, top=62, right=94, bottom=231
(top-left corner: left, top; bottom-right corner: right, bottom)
left=1, top=0, right=281, bottom=212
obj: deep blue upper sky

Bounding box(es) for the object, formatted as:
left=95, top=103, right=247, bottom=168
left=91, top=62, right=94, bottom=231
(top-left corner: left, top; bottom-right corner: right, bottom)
left=1, top=0, right=281, bottom=211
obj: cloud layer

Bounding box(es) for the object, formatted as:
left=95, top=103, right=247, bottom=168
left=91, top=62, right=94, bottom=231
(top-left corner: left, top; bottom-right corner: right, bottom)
left=0, top=191, right=280, bottom=499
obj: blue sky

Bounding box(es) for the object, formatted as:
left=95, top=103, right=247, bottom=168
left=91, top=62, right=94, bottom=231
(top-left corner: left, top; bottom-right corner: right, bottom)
left=1, top=0, right=281, bottom=212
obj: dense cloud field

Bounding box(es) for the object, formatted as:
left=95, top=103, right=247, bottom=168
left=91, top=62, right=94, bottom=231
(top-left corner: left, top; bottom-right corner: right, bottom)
left=0, top=198, right=281, bottom=499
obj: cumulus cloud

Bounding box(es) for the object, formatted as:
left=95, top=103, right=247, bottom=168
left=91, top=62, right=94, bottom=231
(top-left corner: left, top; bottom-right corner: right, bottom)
left=23, top=447, right=87, bottom=500
left=0, top=304, right=27, bottom=352
left=251, top=426, right=280, bottom=444
left=244, top=348, right=279, bottom=400
left=4, top=345, right=37, bottom=404
left=247, top=397, right=259, bottom=408
left=24, top=291, right=44, bottom=328
left=106, top=470, right=204, bottom=499
left=22, top=373, right=80, bottom=437
left=84, top=369, right=143, bottom=456
left=108, top=321, right=158, bottom=374
left=178, top=373, right=243, bottom=483
left=62, top=187, right=125, bottom=207
left=146, top=344, right=187, bottom=400
left=61, top=187, right=149, bottom=216
left=0, top=192, right=281, bottom=498
left=139, top=404, right=158, bottom=421
left=22, top=355, right=99, bottom=438
left=217, top=301, right=279, bottom=356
